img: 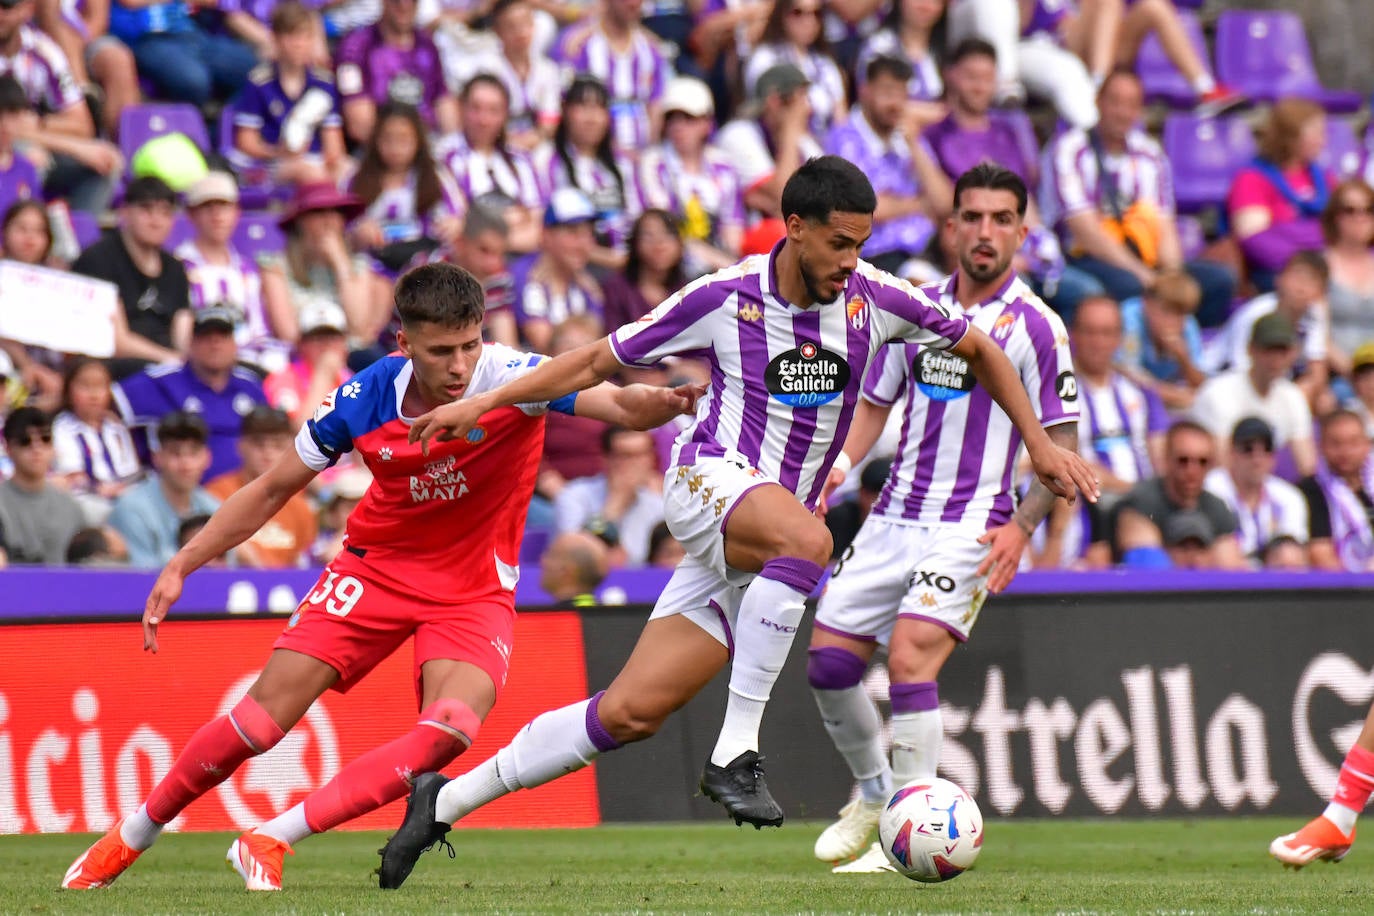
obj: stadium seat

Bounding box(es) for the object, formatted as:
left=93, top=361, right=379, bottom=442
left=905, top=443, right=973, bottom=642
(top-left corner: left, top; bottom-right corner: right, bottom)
left=232, top=211, right=286, bottom=262
left=218, top=106, right=280, bottom=210
left=1176, top=214, right=1206, bottom=262
left=990, top=108, right=1041, bottom=188
left=118, top=103, right=213, bottom=168
left=1136, top=10, right=1208, bottom=108
left=166, top=213, right=196, bottom=251
left=1163, top=114, right=1256, bottom=214
left=1214, top=11, right=1362, bottom=113
left=1319, top=116, right=1363, bottom=178
left=68, top=209, right=103, bottom=250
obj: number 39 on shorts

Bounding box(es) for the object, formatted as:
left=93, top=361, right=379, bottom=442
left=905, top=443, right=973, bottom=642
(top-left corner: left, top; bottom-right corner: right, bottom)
left=305, top=572, right=365, bottom=617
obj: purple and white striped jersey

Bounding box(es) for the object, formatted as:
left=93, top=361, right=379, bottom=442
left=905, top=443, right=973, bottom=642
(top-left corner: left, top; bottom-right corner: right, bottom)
left=610, top=246, right=971, bottom=510
left=0, top=25, right=84, bottom=115
left=855, top=29, right=942, bottom=101
left=554, top=22, right=669, bottom=154
left=1040, top=126, right=1175, bottom=248
left=1077, top=371, right=1166, bottom=485
left=637, top=143, right=745, bottom=249
left=439, top=136, right=546, bottom=209
left=865, top=272, right=1078, bottom=530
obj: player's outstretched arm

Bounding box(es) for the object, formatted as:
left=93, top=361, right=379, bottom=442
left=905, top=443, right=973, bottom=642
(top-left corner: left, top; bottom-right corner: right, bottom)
left=978, top=422, right=1079, bottom=593
left=952, top=326, right=1099, bottom=506
left=575, top=381, right=708, bottom=430
left=142, top=450, right=318, bottom=653
left=410, top=337, right=623, bottom=453
left=816, top=398, right=893, bottom=516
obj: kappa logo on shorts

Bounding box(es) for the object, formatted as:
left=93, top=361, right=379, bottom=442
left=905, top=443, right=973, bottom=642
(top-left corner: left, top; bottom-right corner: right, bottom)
left=917, top=593, right=939, bottom=609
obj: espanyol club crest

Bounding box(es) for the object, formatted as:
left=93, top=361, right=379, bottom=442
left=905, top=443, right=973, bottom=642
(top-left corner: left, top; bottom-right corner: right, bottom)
left=846, top=295, right=869, bottom=330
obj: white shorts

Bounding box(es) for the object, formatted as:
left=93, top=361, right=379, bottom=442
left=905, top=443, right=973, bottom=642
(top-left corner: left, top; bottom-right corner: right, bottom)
left=661, top=453, right=776, bottom=588
left=814, top=517, right=992, bottom=645
left=646, top=553, right=747, bottom=650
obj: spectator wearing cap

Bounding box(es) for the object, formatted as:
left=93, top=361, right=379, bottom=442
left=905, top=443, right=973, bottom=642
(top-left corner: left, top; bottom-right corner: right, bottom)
left=1041, top=70, right=1235, bottom=328
left=433, top=201, right=518, bottom=348
left=335, top=0, right=457, bottom=144
left=539, top=530, right=609, bottom=607
left=231, top=1, right=346, bottom=187
left=0, top=3, right=122, bottom=212
left=107, top=411, right=219, bottom=567
left=444, top=0, right=561, bottom=151
left=263, top=298, right=351, bottom=427
left=824, top=55, right=948, bottom=276
left=71, top=177, right=192, bottom=378
left=0, top=75, right=40, bottom=216
left=260, top=181, right=376, bottom=357
left=51, top=357, right=142, bottom=525
left=515, top=188, right=603, bottom=352
left=1207, top=251, right=1330, bottom=408
left=205, top=406, right=316, bottom=567
left=1203, top=417, right=1310, bottom=567
left=824, top=455, right=891, bottom=559
left=1192, top=313, right=1317, bottom=479
left=440, top=74, right=545, bottom=256
left=554, top=425, right=663, bottom=568
left=1300, top=409, right=1374, bottom=572
left=715, top=62, right=823, bottom=253
left=1346, top=343, right=1374, bottom=440
left=176, top=172, right=294, bottom=377
left=552, top=0, right=669, bottom=156
left=544, top=75, right=641, bottom=270
left=108, top=0, right=256, bottom=107
left=636, top=75, right=743, bottom=275
left=743, top=0, right=847, bottom=135
left=1110, top=419, right=1246, bottom=570
left=1117, top=269, right=1205, bottom=411
left=0, top=407, right=84, bottom=563
left=113, top=305, right=268, bottom=480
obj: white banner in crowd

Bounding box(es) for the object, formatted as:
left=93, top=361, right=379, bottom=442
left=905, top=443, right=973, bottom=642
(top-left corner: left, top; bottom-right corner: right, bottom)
left=0, top=262, right=118, bottom=358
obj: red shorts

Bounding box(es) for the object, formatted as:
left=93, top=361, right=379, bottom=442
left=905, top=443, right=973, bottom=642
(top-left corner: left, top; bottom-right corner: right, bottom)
left=274, top=550, right=516, bottom=707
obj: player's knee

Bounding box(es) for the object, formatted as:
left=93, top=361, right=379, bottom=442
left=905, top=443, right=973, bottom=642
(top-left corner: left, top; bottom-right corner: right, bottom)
left=596, top=694, right=666, bottom=744
left=786, top=524, right=833, bottom=568
left=230, top=695, right=287, bottom=754
left=807, top=646, right=868, bottom=691
left=419, top=699, right=481, bottom=747
left=887, top=638, right=950, bottom=683
left=759, top=552, right=828, bottom=595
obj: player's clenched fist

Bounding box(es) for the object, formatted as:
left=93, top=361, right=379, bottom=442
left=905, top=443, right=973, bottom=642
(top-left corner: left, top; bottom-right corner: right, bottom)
left=142, top=566, right=187, bottom=653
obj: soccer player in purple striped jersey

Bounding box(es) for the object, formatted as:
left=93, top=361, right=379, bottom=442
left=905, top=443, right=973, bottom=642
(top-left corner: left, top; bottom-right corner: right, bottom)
left=377, top=157, right=1097, bottom=886
left=808, top=163, right=1085, bottom=873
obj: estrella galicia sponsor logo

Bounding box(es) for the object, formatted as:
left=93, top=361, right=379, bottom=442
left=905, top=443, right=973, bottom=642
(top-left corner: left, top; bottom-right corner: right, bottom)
left=914, top=348, right=976, bottom=401
left=765, top=342, right=851, bottom=407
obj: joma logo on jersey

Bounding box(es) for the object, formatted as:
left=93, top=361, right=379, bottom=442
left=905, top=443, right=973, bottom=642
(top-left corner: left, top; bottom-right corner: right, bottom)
left=737, top=302, right=763, bottom=322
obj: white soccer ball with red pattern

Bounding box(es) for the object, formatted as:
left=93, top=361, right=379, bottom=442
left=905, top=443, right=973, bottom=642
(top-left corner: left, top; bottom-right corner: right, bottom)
left=878, top=777, right=983, bottom=882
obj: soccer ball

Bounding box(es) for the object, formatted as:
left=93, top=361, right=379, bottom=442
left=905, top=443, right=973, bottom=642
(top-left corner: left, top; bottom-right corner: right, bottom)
left=878, top=777, right=983, bottom=882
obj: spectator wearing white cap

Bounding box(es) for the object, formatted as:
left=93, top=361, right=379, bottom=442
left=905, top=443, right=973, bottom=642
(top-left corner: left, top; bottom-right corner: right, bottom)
left=176, top=172, right=296, bottom=377
left=262, top=298, right=351, bottom=428
left=515, top=187, right=603, bottom=352
left=637, top=75, right=744, bottom=275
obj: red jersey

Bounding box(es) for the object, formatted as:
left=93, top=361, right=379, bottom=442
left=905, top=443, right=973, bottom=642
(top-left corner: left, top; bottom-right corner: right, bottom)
left=294, top=346, right=575, bottom=603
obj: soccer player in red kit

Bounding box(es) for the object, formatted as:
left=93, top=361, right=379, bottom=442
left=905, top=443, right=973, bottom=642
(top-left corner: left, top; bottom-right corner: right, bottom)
left=62, top=263, right=699, bottom=892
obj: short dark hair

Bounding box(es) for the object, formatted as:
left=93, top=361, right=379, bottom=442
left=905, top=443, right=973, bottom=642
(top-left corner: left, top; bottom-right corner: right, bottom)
left=460, top=72, right=510, bottom=106
left=947, top=37, right=997, bottom=67
left=67, top=527, right=113, bottom=564
left=156, top=410, right=209, bottom=447
left=0, top=75, right=28, bottom=114
left=463, top=201, right=509, bottom=241
left=1320, top=408, right=1367, bottom=438
left=865, top=54, right=914, bottom=86
left=240, top=405, right=293, bottom=438
left=781, top=156, right=877, bottom=225
left=953, top=162, right=1028, bottom=216
left=177, top=514, right=213, bottom=548
left=1281, top=249, right=1330, bottom=285
left=395, top=261, right=486, bottom=329
left=3, top=406, right=50, bottom=444
left=1165, top=418, right=1213, bottom=451
left=122, top=176, right=177, bottom=208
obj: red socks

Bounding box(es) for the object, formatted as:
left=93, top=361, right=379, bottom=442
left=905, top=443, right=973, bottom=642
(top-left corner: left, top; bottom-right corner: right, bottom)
left=1333, top=744, right=1374, bottom=812
left=146, top=696, right=286, bottom=825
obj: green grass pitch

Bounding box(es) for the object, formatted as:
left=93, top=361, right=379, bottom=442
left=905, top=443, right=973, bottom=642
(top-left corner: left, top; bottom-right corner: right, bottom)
left=4, top=819, right=1368, bottom=914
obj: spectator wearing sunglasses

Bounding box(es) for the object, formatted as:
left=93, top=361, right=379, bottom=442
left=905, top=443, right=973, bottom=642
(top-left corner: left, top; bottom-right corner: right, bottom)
left=0, top=406, right=85, bottom=564
left=1204, top=417, right=1309, bottom=567
left=1109, top=419, right=1246, bottom=570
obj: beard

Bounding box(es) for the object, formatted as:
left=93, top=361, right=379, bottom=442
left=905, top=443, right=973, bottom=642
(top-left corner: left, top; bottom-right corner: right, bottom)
left=959, top=246, right=1011, bottom=283
left=799, top=252, right=843, bottom=303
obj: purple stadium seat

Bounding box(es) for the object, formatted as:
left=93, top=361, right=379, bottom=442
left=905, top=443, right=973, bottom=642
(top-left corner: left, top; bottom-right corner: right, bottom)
left=68, top=209, right=103, bottom=250
left=1176, top=214, right=1205, bottom=261
left=232, top=211, right=286, bottom=262
left=1319, top=116, right=1363, bottom=179
left=1214, top=11, right=1362, bottom=113
left=118, top=104, right=213, bottom=171
left=1163, top=114, right=1256, bottom=214
left=989, top=108, right=1041, bottom=187
left=165, top=213, right=196, bottom=251
left=1136, top=10, right=1208, bottom=108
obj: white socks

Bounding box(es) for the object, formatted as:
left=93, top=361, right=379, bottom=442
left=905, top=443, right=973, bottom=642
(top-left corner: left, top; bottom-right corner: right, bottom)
left=1324, top=801, right=1359, bottom=835
left=813, top=684, right=891, bottom=804
left=256, top=802, right=313, bottom=846
left=1192, top=74, right=1217, bottom=95
left=119, top=804, right=162, bottom=851
left=435, top=695, right=615, bottom=825
left=711, top=559, right=822, bottom=767
left=891, top=708, right=943, bottom=785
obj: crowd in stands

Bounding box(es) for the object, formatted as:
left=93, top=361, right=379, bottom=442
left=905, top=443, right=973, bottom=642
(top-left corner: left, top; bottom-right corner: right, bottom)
left=0, top=0, right=1371, bottom=577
